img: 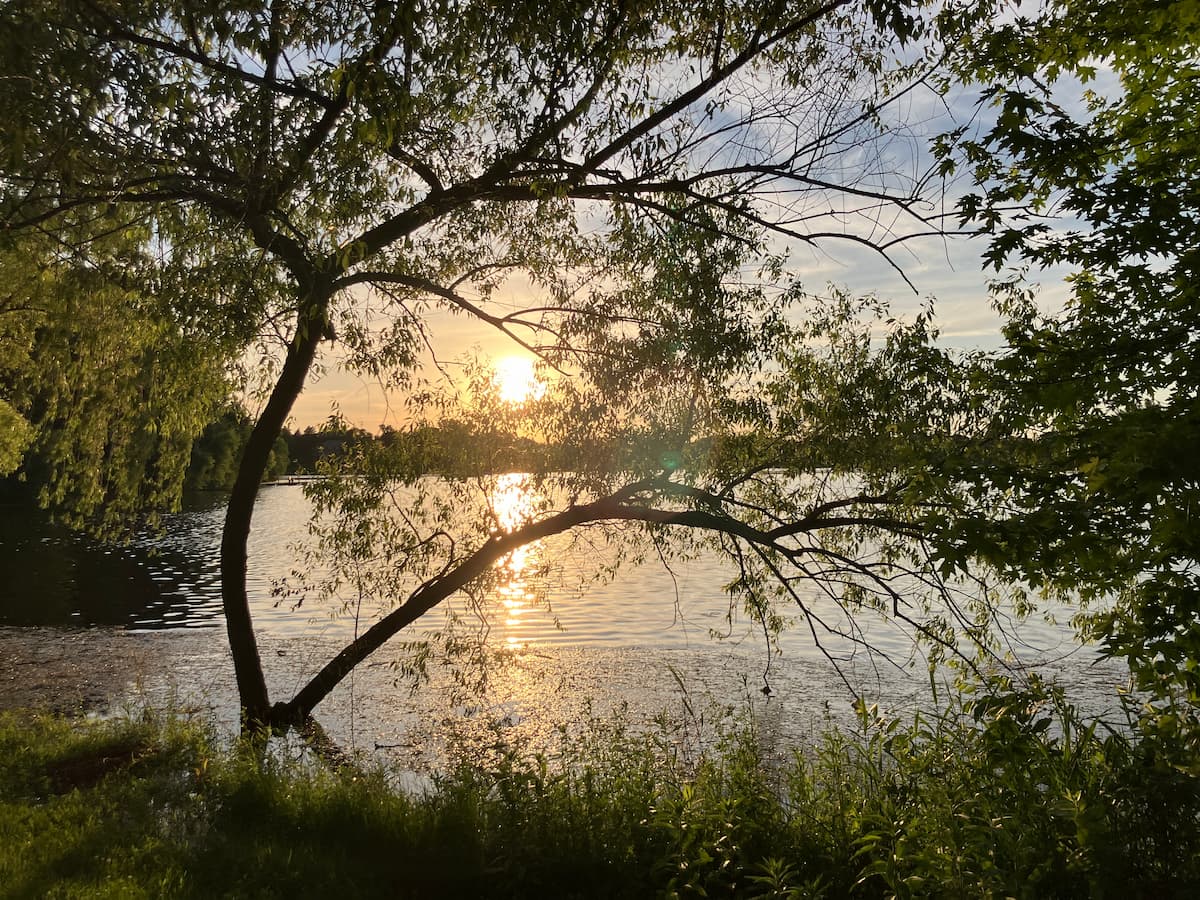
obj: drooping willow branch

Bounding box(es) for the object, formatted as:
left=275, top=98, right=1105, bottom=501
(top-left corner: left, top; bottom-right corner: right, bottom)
left=277, top=475, right=936, bottom=722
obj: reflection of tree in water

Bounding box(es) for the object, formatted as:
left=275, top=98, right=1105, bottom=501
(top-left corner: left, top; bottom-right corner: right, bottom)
left=0, top=504, right=224, bottom=629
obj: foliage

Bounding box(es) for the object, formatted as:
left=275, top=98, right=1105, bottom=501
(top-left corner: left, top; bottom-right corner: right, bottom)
left=283, top=417, right=373, bottom=476
left=3, top=690, right=1199, bottom=898
left=0, top=0, right=991, bottom=723
left=0, top=398, right=32, bottom=477
left=938, top=0, right=1200, bottom=757
left=0, top=236, right=229, bottom=535
left=185, top=406, right=288, bottom=491
left=286, top=294, right=1009, bottom=722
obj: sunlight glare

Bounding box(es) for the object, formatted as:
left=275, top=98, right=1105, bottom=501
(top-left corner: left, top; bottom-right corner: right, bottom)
left=491, top=473, right=541, bottom=649
left=493, top=355, right=544, bottom=405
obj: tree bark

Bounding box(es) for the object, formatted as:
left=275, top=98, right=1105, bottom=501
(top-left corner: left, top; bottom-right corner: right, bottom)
left=221, top=296, right=328, bottom=728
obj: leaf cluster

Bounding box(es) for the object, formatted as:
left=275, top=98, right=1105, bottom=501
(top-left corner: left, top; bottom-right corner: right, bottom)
left=938, top=0, right=1200, bottom=724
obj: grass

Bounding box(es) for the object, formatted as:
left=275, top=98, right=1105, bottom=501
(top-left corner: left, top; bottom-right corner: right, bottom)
left=2, top=684, right=1198, bottom=898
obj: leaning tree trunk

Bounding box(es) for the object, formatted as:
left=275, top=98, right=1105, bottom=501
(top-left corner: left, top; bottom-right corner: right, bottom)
left=276, top=491, right=749, bottom=721
left=221, top=295, right=329, bottom=729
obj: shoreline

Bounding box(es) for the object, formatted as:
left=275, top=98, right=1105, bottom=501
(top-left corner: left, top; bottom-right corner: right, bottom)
left=0, top=623, right=1135, bottom=775
left=0, top=626, right=214, bottom=716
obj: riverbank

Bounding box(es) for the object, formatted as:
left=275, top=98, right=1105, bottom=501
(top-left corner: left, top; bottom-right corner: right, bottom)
left=0, top=623, right=1135, bottom=774
left=0, top=627, right=187, bottom=716
left=3, top=692, right=1197, bottom=898
left=0, top=624, right=868, bottom=768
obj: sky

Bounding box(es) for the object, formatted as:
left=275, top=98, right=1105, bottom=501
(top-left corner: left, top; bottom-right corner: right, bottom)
left=281, top=49, right=1106, bottom=433
left=285, top=227, right=1051, bottom=431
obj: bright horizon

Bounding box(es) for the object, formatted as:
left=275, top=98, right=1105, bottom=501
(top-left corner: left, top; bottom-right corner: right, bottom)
left=283, top=228, right=1046, bottom=432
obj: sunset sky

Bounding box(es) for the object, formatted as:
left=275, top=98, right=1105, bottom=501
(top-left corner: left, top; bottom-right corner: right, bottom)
left=283, top=72, right=1095, bottom=433
left=287, top=226, right=1069, bottom=431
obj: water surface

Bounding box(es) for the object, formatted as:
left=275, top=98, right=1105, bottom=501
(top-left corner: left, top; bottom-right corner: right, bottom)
left=0, top=482, right=1129, bottom=763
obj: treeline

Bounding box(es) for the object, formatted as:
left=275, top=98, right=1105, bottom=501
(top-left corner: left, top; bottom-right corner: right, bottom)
left=2, top=395, right=570, bottom=501
left=182, top=411, right=552, bottom=492
left=183, top=407, right=290, bottom=491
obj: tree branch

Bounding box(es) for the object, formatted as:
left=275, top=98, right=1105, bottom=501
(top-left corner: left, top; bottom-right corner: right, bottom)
left=280, top=474, right=928, bottom=720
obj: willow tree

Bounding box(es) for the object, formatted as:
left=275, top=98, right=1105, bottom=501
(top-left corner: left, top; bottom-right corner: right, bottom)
left=1, top=0, right=989, bottom=728
left=0, top=234, right=229, bottom=530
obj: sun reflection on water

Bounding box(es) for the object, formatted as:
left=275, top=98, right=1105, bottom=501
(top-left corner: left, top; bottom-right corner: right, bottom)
left=490, top=473, right=545, bottom=648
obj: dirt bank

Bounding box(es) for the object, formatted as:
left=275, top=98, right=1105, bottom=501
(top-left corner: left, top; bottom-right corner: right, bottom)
left=0, top=626, right=221, bottom=716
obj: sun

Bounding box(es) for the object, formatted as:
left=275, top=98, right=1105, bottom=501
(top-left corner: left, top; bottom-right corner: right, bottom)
left=493, top=355, right=545, bottom=405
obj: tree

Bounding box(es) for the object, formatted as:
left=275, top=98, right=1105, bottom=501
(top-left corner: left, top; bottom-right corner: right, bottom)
left=186, top=405, right=289, bottom=491
left=0, top=400, right=32, bottom=477
left=0, top=234, right=228, bottom=533
left=1, top=0, right=990, bottom=728
left=282, top=415, right=370, bottom=475
left=939, top=0, right=1200, bottom=748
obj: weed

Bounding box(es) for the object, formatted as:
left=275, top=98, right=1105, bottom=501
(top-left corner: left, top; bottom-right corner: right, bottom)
left=1, top=682, right=1197, bottom=898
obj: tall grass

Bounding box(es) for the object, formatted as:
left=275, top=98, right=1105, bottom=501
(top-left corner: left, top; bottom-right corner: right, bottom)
left=1, top=682, right=1197, bottom=898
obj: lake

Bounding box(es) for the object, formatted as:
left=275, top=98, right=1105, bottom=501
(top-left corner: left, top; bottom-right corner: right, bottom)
left=0, top=479, right=1131, bottom=767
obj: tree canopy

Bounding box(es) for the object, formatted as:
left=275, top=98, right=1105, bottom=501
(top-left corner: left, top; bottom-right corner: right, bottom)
left=0, top=0, right=1055, bottom=730
left=0, top=234, right=228, bottom=532
left=929, top=0, right=1200, bottom=751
